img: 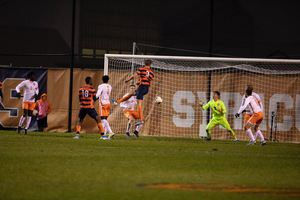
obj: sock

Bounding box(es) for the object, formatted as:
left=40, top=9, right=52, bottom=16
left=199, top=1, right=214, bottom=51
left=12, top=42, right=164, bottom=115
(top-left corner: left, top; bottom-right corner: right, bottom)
left=229, top=129, right=237, bottom=140
left=206, top=129, right=211, bottom=138
left=97, top=122, right=104, bottom=134
left=138, top=106, right=143, bottom=121
left=126, top=121, right=132, bottom=133
left=255, top=130, right=264, bottom=141
left=25, top=116, right=31, bottom=129
left=117, top=94, right=131, bottom=104
left=102, top=119, right=112, bottom=134
left=253, top=131, right=258, bottom=140
left=101, top=120, right=107, bottom=134
left=246, top=129, right=255, bottom=141
left=136, top=124, right=143, bottom=132
left=76, top=126, right=81, bottom=133
left=19, top=116, right=26, bottom=127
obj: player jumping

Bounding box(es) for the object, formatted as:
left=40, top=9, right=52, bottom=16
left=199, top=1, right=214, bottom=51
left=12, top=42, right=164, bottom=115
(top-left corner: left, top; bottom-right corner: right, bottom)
left=235, top=86, right=266, bottom=146
left=16, top=72, right=39, bottom=135
left=112, top=59, right=154, bottom=126
left=199, top=91, right=238, bottom=142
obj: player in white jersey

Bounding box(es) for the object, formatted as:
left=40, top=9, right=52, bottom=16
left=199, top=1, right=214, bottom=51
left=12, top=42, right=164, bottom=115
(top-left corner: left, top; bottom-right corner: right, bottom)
left=120, top=85, right=143, bottom=137
left=16, top=72, right=39, bottom=135
left=240, top=87, right=265, bottom=143
left=235, top=85, right=266, bottom=146
left=96, top=75, right=114, bottom=139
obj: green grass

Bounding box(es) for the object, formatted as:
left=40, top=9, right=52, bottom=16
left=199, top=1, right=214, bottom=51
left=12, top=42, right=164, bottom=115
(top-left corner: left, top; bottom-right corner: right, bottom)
left=0, top=130, right=300, bottom=200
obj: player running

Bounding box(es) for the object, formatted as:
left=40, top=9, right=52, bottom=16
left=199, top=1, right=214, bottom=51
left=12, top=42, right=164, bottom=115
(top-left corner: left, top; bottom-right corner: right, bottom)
left=199, top=91, right=238, bottom=142
left=16, top=72, right=39, bottom=135
left=96, top=75, right=114, bottom=139
left=112, top=59, right=154, bottom=126
left=120, top=85, right=143, bottom=137
left=74, top=77, right=109, bottom=140
left=235, top=86, right=266, bottom=146
left=239, top=85, right=265, bottom=144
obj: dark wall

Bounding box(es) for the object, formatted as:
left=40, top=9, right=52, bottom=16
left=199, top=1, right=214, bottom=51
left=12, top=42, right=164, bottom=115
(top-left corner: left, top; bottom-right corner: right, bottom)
left=0, top=0, right=299, bottom=68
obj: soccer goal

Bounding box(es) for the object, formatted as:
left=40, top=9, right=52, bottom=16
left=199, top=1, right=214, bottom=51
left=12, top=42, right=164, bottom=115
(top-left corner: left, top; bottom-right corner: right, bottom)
left=105, top=54, right=300, bottom=143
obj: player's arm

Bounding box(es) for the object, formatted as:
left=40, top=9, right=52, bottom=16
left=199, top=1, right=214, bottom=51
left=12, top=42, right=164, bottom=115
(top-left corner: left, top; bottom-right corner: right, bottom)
left=218, top=101, right=226, bottom=114
left=16, top=81, right=25, bottom=99
left=125, top=72, right=138, bottom=83
left=199, top=101, right=210, bottom=110
left=236, top=98, right=250, bottom=118
left=96, top=85, right=102, bottom=99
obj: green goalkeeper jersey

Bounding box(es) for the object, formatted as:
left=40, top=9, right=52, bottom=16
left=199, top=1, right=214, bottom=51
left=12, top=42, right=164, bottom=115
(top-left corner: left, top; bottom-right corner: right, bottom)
left=201, top=99, right=227, bottom=119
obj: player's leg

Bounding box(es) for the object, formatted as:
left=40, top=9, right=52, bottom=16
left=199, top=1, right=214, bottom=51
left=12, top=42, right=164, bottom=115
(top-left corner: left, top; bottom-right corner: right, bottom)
left=132, top=110, right=142, bottom=137
left=220, top=118, right=238, bottom=141
left=244, top=122, right=255, bottom=145
left=74, top=108, right=87, bottom=138
left=112, top=89, right=136, bottom=105
left=205, top=118, right=217, bottom=140
left=135, top=85, right=149, bottom=126
left=23, top=102, right=35, bottom=134
left=18, top=102, right=28, bottom=133
left=100, top=104, right=114, bottom=138
left=254, top=114, right=266, bottom=145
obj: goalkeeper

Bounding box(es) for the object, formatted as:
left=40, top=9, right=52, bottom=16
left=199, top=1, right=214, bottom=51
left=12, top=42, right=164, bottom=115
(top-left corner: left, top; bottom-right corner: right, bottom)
left=199, top=91, right=238, bottom=142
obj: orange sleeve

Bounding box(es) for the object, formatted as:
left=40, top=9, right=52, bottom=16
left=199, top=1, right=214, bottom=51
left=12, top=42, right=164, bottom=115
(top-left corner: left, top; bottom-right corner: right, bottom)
left=47, top=101, right=52, bottom=113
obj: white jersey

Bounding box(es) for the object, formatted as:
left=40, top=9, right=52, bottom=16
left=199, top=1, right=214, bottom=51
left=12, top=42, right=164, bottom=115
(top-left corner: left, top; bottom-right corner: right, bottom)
left=240, top=92, right=263, bottom=114
left=16, top=80, right=39, bottom=102
left=120, top=93, right=136, bottom=111
left=238, top=95, right=262, bottom=114
left=96, top=83, right=112, bottom=105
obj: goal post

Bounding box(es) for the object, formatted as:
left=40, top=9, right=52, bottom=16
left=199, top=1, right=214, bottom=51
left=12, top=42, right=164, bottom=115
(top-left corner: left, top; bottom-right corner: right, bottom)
left=104, top=54, right=300, bottom=143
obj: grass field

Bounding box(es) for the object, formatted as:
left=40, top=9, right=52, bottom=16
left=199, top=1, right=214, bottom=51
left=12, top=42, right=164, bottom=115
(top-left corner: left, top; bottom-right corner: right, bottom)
left=0, top=130, right=300, bottom=200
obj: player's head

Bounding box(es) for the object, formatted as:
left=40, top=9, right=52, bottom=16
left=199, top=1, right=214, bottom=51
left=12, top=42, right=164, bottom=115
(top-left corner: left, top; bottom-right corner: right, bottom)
left=27, top=72, right=36, bottom=81
left=145, top=59, right=152, bottom=67
left=129, top=84, right=136, bottom=92
left=213, top=91, right=220, bottom=100
left=85, top=76, right=92, bottom=85
left=246, top=85, right=253, bottom=96
left=102, top=75, right=109, bottom=83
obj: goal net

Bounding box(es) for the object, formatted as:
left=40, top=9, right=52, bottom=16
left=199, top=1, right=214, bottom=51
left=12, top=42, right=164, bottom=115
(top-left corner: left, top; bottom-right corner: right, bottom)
left=105, top=54, right=300, bottom=143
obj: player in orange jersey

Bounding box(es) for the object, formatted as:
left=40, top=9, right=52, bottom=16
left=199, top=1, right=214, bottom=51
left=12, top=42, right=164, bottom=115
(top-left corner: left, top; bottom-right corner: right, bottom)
left=74, top=77, right=109, bottom=140
left=120, top=85, right=143, bottom=137
left=0, top=81, right=3, bottom=103
left=235, top=86, right=266, bottom=146
left=16, top=72, right=39, bottom=135
left=112, top=59, right=154, bottom=126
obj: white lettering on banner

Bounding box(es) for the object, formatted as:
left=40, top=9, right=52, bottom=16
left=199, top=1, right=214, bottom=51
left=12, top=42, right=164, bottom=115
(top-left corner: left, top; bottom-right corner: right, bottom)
left=197, top=92, right=207, bottom=137
left=296, top=95, right=300, bottom=131
left=172, top=91, right=195, bottom=128
left=269, top=94, right=293, bottom=131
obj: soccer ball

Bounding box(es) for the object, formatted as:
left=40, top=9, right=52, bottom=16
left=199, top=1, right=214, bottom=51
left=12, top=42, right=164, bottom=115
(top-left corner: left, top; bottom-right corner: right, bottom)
left=155, top=96, right=162, bottom=104
left=32, top=110, right=38, bottom=116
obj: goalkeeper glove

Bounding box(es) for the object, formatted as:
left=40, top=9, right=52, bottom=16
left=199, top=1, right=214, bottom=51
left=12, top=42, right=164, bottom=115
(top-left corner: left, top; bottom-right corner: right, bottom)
left=235, top=113, right=240, bottom=118
left=198, top=100, right=204, bottom=106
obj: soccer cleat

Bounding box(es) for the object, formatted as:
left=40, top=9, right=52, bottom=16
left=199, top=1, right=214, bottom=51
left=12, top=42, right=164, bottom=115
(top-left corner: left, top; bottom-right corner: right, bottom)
left=17, top=126, right=21, bottom=134
left=101, top=136, right=111, bottom=140
left=260, top=140, right=267, bottom=146
left=108, top=133, right=115, bottom=139
left=235, top=140, right=239, bottom=142
left=111, top=98, right=118, bottom=105
left=247, top=140, right=255, bottom=145
left=126, top=132, right=131, bottom=137
left=133, top=130, right=139, bottom=137
left=24, top=129, right=27, bottom=135
left=204, top=137, right=211, bottom=141
left=73, top=135, right=79, bottom=139
left=134, top=121, right=144, bottom=126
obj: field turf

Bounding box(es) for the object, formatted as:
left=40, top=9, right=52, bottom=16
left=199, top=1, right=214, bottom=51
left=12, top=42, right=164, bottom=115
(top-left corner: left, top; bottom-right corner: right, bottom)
left=0, top=130, right=299, bottom=200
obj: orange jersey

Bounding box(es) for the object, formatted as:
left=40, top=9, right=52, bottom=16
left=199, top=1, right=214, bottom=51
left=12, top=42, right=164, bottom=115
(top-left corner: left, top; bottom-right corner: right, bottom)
left=79, top=85, right=96, bottom=108
left=0, top=81, right=2, bottom=89
left=136, top=66, right=154, bottom=86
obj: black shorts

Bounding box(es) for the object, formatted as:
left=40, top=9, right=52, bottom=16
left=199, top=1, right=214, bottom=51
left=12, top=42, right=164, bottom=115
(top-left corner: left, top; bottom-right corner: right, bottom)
left=37, top=116, right=48, bottom=128
left=136, top=85, right=149, bottom=100
left=78, top=108, right=98, bottom=119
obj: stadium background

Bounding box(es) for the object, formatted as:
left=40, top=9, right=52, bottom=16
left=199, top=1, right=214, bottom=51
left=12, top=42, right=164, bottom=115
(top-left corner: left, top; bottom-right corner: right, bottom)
left=0, top=0, right=300, bottom=142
